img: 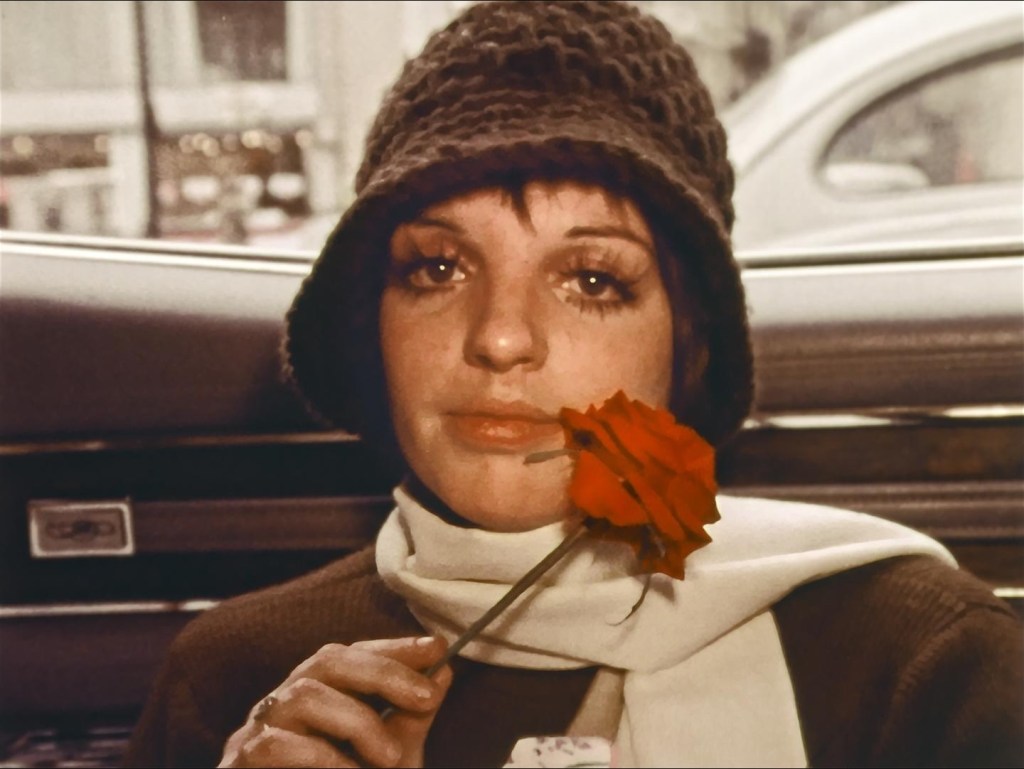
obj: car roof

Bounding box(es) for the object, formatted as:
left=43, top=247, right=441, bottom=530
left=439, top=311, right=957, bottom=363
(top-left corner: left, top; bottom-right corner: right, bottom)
left=724, top=0, right=1024, bottom=172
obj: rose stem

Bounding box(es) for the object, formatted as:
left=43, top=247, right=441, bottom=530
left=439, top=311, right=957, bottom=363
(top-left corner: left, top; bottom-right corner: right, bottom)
left=376, top=519, right=589, bottom=721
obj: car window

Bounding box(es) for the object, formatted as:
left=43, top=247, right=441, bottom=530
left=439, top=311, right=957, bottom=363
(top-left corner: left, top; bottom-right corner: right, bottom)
left=1, top=1, right=915, bottom=252
left=823, top=47, right=1024, bottom=193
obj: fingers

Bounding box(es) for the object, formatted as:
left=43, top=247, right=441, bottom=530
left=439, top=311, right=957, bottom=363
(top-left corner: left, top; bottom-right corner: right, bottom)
left=385, top=657, right=454, bottom=730
left=222, top=636, right=453, bottom=768
left=385, top=662, right=455, bottom=765
left=261, top=677, right=403, bottom=768
left=286, top=636, right=450, bottom=714
left=352, top=635, right=451, bottom=672
left=230, top=725, right=359, bottom=768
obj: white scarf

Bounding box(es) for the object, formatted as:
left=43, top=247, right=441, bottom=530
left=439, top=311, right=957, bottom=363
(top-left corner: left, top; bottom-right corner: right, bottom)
left=376, top=487, right=954, bottom=767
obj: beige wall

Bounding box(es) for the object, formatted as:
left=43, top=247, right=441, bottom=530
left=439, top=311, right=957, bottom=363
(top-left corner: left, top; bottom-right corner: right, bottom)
left=0, top=0, right=135, bottom=91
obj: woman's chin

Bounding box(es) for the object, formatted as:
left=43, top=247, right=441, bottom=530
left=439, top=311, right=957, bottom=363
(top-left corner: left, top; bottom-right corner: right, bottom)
left=429, top=462, right=573, bottom=532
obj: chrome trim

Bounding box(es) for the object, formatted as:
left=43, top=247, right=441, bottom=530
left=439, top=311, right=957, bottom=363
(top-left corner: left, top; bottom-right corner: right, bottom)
left=746, top=253, right=1023, bottom=278
left=3, top=229, right=1020, bottom=270
left=0, top=240, right=313, bottom=276
left=744, top=413, right=897, bottom=430
left=995, top=587, right=1024, bottom=600
left=0, top=429, right=360, bottom=457
left=737, top=237, right=1023, bottom=268
left=0, top=599, right=219, bottom=619
left=939, top=405, right=1024, bottom=420
left=0, top=228, right=316, bottom=262
left=743, top=404, right=1024, bottom=431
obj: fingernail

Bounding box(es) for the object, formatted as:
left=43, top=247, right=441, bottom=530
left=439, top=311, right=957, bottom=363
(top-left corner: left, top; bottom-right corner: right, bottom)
left=413, top=684, right=433, bottom=699
left=385, top=742, right=401, bottom=764
left=415, top=636, right=436, bottom=647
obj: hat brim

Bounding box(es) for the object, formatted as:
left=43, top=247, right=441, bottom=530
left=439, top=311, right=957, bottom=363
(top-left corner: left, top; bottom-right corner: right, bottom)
left=284, top=105, right=751, bottom=446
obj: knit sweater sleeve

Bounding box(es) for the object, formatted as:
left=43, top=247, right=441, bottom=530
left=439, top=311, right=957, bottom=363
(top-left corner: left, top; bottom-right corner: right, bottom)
left=123, top=640, right=227, bottom=768
left=876, top=603, right=1024, bottom=766
left=123, top=547, right=424, bottom=768
left=775, top=555, right=1024, bottom=768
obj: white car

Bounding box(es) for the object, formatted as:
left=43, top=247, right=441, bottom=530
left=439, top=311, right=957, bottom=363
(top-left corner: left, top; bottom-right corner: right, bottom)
left=725, top=1, right=1024, bottom=254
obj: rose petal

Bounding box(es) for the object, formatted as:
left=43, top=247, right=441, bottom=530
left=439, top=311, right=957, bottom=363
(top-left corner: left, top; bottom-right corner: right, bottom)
left=561, top=407, right=640, bottom=477
left=676, top=449, right=717, bottom=493
left=560, top=391, right=720, bottom=581
left=648, top=537, right=706, bottom=579
left=621, top=467, right=686, bottom=542
left=602, top=390, right=634, bottom=419
left=593, top=397, right=714, bottom=478
left=569, top=451, right=648, bottom=527
left=665, top=474, right=720, bottom=537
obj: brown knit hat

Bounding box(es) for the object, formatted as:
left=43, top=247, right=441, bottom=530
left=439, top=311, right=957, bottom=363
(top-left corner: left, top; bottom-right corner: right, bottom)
left=284, top=0, right=753, bottom=450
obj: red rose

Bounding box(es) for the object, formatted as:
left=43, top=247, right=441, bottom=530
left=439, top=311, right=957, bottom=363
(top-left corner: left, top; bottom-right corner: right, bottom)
left=559, top=390, right=719, bottom=579
left=399, top=392, right=720, bottom=678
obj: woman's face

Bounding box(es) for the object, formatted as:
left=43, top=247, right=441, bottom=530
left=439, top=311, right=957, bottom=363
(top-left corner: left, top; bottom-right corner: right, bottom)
left=380, top=180, right=674, bottom=531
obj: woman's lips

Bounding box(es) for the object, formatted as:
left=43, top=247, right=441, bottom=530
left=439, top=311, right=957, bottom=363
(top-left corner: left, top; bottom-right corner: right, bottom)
left=446, top=411, right=563, bottom=452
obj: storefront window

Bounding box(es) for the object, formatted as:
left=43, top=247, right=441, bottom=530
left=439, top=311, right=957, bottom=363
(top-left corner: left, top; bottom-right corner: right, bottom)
left=194, top=0, right=287, bottom=82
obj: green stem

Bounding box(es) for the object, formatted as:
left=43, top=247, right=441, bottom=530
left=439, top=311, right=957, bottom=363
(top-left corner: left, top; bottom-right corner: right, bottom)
left=523, top=447, right=578, bottom=464
left=429, top=518, right=587, bottom=671
left=377, top=518, right=589, bottom=720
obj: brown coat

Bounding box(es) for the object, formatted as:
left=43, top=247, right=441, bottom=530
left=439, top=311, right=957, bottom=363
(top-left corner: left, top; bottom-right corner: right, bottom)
left=125, top=550, right=1024, bottom=768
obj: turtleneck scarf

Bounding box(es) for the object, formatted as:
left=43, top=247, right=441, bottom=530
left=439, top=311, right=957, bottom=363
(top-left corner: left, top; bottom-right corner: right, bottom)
left=377, top=487, right=954, bottom=767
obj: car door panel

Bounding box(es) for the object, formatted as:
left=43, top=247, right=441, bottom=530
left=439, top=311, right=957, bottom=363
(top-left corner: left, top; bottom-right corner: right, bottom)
left=1, top=232, right=1021, bottom=762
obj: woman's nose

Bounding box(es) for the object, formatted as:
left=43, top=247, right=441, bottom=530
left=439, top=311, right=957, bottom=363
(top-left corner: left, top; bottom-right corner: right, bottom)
left=463, top=280, right=548, bottom=372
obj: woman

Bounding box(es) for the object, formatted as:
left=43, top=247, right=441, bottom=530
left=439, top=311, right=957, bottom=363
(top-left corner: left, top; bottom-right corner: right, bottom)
left=126, top=2, right=1023, bottom=767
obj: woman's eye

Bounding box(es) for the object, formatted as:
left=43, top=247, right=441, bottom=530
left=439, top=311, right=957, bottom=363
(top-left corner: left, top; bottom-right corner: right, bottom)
left=402, top=256, right=467, bottom=290
left=564, top=270, right=630, bottom=302
left=575, top=271, right=619, bottom=298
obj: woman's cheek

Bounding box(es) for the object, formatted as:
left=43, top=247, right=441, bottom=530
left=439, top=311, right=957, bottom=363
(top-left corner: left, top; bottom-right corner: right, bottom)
left=558, top=312, right=673, bottom=409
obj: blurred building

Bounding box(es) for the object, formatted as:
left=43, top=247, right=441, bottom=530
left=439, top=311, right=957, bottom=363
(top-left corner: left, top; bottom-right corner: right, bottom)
left=3, top=1, right=312, bottom=239
left=0, top=0, right=891, bottom=246
left=0, top=0, right=462, bottom=244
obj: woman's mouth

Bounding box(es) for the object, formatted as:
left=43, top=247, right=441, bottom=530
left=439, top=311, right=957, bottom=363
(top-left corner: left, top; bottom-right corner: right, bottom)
left=446, top=403, right=563, bottom=452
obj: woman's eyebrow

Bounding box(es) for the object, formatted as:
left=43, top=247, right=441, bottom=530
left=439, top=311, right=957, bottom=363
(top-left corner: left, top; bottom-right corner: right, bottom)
left=408, top=216, right=465, bottom=234
left=565, top=225, right=653, bottom=252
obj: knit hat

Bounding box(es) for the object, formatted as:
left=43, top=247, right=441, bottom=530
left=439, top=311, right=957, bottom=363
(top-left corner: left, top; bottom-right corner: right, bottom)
left=284, top=0, right=753, bottom=450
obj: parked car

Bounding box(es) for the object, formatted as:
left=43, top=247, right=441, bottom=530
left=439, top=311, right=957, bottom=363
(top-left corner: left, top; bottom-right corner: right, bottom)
left=725, top=0, right=1024, bottom=253
left=1, top=228, right=1021, bottom=765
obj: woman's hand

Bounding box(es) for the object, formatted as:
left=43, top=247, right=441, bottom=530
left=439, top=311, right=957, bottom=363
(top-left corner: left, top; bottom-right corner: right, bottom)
left=219, top=636, right=453, bottom=768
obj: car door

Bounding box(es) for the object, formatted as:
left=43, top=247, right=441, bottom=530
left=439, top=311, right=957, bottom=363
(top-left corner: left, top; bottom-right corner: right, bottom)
left=2, top=231, right=1021, bottom=766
